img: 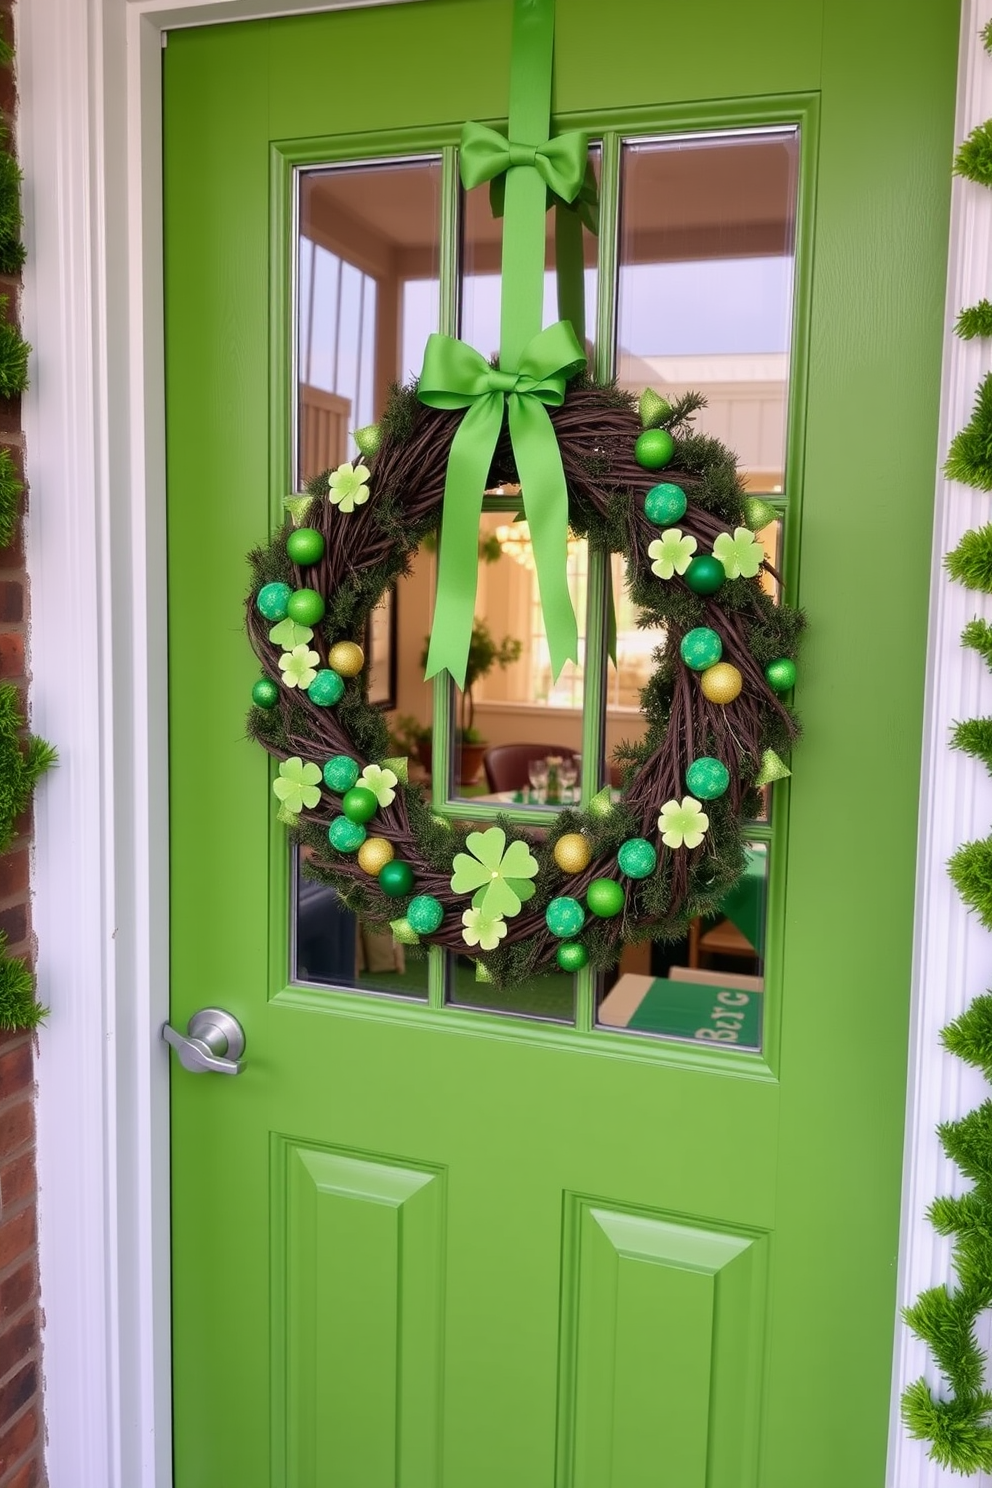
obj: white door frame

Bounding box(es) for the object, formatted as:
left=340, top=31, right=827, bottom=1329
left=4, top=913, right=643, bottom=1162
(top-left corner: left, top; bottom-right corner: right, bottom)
left=15, top=0, right=988, bottom=1482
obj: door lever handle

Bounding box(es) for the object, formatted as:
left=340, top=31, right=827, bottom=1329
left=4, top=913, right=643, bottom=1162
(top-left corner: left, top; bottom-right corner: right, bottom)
left=162, top=1007, right=246, bottom=1075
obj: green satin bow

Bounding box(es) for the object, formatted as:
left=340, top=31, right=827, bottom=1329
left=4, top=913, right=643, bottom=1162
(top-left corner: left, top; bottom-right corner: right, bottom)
left=460, top=119, right=589, bottom=205
left=418, top=321, right=586, bottom=689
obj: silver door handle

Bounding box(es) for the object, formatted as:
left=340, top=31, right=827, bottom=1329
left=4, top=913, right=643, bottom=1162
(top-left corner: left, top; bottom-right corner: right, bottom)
left=162, top=1007, right=246, bottom=1075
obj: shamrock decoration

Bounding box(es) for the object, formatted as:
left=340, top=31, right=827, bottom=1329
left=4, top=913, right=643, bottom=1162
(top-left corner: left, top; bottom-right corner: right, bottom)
left=713, top=526, right=765, bottom=580
left=461, top=907, right=508, bottom=951
left=658, top=796, right=709, bottom=849
left=328, top=461, right=371, bottom=513
left=648, top=528, right=697, bottom=579
left=360, top=764, right=398, bottom=807
left=278, top=643, right=320, bottom=689
left=268, top=617, right=314, bottom=650
left=273, top=757, right=322, bottom=816
left=450, top=827, right=539, bottom=918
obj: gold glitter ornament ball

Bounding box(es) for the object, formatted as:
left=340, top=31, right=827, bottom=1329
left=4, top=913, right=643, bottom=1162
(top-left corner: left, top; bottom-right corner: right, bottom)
left=357, top=836, right=395, bottom=876
left=328, top=641, right=365, bottom=677
left=700, top=662, right=743, bottom=704
left=554, top=832, right=593, bottom=874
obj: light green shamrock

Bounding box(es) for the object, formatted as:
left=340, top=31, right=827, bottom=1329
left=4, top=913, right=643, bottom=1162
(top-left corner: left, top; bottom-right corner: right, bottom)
left=328, top=461, right=371, bottom=513
left=461, top=907, right=508, bottom=951
left=658, top=796, right=709, bottom=849
left=648, top=528, right=697, bottom=580
left=278, top=644, right=320, bottom=689
left=268, top=618, right=313, bottom=650
left=273, top=757, right=322, bottom=815
left=450, top=826, right=539, bottom=918
left=713, top=526, right=765, bottom=579
left=361, top=764, right=398, bottom=807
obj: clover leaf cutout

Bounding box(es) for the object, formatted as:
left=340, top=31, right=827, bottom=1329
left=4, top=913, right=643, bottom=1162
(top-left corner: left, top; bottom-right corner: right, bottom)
left=328, top=462, right=371, bottom=513
left=361, top=764, right=398, bottom=807
left=450, top=826, right=539, bottom=919
left=713, top=526, right=765, bottom=580
left=657, top=796, right=709, bottom=849
left=268, top=617, right=314, bottom=650
left=648, top=528, right=697, bottom=580
left=278, top=643, right=320, bottom=689
left=273, top=756, right=322, bottom=816
left=461, top=907, right=508, bottom=951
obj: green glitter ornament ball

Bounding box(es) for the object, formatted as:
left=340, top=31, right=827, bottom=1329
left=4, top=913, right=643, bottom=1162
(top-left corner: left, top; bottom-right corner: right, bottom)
left=556, top=941, right=589, bottom=972
left=256, top=581, right=292, bottom=621
left=308, top=669, right=344, bottom=707
left=685, top=757, right=730, bottom=800
left=341, top=786, right=378, bottom=824
left=684, top=555, right=725, bottom=596
left=635, top=429, right=675, bottom=470
left=251, top=677, right=279, bottom=709
left=617, top=838, right=657, bottom=879
left=765, top=657, right=797, bottom=693
left=379, top=860, right=414, bottom=898
left=286, top=527, right=325, bottom=566
left=680, top=627, right=723, bottom=670
left=546, top=896, right=585, bottom=938
left=323, top=755, right=359, bottom=792
left=287, top=587, right=325, bottom=626
left=644, top=482, right=687, bottom=526
left=587, top=879, right=625, bottom=917
left=328, top=817, right=366, bottom=853
left=407, top=894, right=444, bottom=935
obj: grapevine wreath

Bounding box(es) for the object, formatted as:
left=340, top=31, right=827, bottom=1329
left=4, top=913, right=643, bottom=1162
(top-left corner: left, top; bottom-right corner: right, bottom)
left=243, top=0, right=803, bottom=990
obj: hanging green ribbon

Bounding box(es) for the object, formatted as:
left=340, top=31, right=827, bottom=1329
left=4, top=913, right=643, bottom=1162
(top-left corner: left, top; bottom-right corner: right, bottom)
left=419, top=321, right=586, bottom=688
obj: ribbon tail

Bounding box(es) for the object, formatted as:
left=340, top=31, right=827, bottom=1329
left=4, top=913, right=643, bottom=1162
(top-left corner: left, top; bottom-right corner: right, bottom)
left=509, top=395, right=579, bottom=681
left=424, top=395, right=505, bottom=690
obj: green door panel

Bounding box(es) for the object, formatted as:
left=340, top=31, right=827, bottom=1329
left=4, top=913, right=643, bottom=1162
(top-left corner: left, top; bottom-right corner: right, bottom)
left=165, top=1, right=960, bottom=1483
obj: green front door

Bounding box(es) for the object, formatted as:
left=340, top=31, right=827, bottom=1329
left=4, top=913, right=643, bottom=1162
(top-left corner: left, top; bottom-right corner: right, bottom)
left=164, top=4, right=959, bottom=1483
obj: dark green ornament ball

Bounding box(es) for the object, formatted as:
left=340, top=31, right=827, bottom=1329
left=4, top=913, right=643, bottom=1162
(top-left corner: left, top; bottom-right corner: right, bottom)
left=546, top=896, right=585, bottom=938
left=617, top=838, right=657, bottom=879
left=328, top=817, right=366, bottom=853
left=286, top=527, right=325, bottom=566
left=251, top=677, right=279, bottom=709
left=323, top=755, right=359, bottom=792
left=765, top=657, right=796, bottom=693
left=680, top=627, right=723, bottom=671
left=684, top=555, right=725, bottom=596
left=644, top=482, right=687, bottom=525
left=556, top=941, right=589, bottom=972
left=379, top=860, right=415, bottom=898
left=308, top=669, right=344, bottom=707
left=341, top=786, right=378, bottom=824
left=586, top=878, right=625, bottom=918
left=256, top=581, right=292, bottom=621
left=685, top=756, right=730, bottom=800
left=407, top=894, right=444, bottom=935
left=635, top=429, right=675, bottom=470
left=287, top=587, right=325, bottom=626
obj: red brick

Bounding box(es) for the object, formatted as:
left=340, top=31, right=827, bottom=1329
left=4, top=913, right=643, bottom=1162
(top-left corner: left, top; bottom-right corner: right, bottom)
left=0, top=853, right=26, bottom=902
left=0, top=1266, right=32, bottom=1325
left=0, top=1364, right=33, bottom=1430
left=0, top=1403, right=36, bottom=1477
left=0, top=907, right=25, bottom=949
left=0, top=1315, right=35, bottom=1384
left=0, top=1048, right=29, bottom=1107
left=0, top=582, right=20, bottom=623
left=0, top=402, right=21, bottom=438
left=5, top=1456, right=40, bottom=1488
left=0, top=633, right=21, bottom=679
left=0, top=1206, right=32, bottom=1274
left=0, top=1154, right=32, bottom=1215
left=0, top=1102, right=30, bottom=1160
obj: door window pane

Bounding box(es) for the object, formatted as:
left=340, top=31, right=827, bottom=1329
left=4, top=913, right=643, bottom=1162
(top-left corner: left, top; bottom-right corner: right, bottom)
left=445, top=951, right=575, bottom=1023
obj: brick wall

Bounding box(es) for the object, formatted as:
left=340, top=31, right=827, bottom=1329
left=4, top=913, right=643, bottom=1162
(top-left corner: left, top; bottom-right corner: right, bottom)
left=0, top=1, right=45, bottom=1483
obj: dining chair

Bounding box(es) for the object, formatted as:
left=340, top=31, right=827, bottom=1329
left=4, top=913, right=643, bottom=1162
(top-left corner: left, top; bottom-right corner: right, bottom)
left=482, top=743, right=580, bottom=793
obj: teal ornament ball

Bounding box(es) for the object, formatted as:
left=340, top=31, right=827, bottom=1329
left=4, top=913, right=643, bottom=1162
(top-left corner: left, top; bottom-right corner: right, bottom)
left=587, top=878, right=625, bottom=918
left=341, top=786, right=378, bottom=824
left=308, top=669, right=345, bottom=707
left=546, top=896, right=585, bottom=938
left=407, top=894, right=444, bottom=935
left=765, top=657, right=797, bottom=693
left=685, top=756, right=730, bottom=800
left=287, top=587, right=325, bottom=626
left=617, top=838, right=657, bottom=879
left=379, top=860, right=414, bottom=898
left=635, top=429, right=675, bottom=470
left=256, top=581, right=292, bottom=622
left=680, top=627, right=723, bottom=670
left=323, top=754, right=359, bottom=793
left=328, top=816, right=366, bottom=853
left=251, top=677, right=279, bottom=709
left=684, top=555, right=725, bottom=596
left=556, top=941, right=589, bottom=972
left=644, top=482, right=687, bottom=526
left=286, top=527, right=325, bottom=566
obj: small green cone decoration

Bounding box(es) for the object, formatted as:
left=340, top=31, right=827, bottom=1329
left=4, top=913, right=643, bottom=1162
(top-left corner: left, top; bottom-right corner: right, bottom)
left=638, top=387, right=672, bottom=428
left=743, top=496, right=778, bottom=532
left=389, top=917, right=420, bottom=947
left=353, top=423, right=383, bottom=460
left=754, top=750, right=791, bottom=787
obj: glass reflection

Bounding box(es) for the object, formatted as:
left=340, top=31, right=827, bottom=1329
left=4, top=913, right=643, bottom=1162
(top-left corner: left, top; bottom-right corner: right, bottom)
left=445, top=950, right=574, bottom=1023
left=616, top=129, right=799, bottom=492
